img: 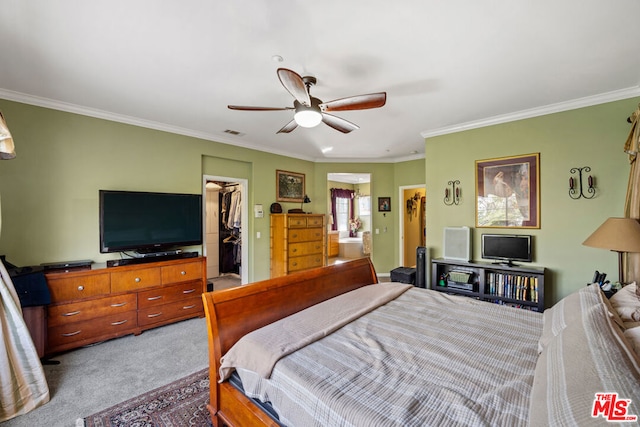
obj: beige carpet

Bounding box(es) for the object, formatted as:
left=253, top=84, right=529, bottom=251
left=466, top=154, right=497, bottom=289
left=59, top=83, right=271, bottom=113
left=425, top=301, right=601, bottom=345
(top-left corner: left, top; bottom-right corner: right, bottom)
left=3, top=317, right=208, bottom=427
left=209, top=274, right=241, bottom=291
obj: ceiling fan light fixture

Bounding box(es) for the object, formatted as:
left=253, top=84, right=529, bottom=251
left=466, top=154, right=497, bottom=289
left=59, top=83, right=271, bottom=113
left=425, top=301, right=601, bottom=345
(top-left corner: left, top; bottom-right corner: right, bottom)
left=294, top=109, right=322, bottom=128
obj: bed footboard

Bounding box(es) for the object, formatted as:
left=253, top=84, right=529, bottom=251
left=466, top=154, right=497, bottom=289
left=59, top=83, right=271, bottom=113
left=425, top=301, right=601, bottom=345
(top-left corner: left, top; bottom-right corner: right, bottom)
left=202, top=258, right=378, bottom=427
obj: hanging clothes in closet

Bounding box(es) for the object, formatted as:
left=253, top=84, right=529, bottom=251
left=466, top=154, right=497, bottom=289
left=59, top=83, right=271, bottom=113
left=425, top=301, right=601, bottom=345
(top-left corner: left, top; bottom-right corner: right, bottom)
left=219, top=184, right=241, bottom=274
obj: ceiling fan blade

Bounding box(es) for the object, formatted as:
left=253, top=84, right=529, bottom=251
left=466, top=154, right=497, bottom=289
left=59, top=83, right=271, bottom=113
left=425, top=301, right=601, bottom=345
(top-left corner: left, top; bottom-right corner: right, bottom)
left=277, top=119, right=298, bottom=134
left=320, top=92, right=387, bottom=112
left=277, top=68, right=311, bottom=106
left=321, top=113, right=359, bottom=134
left=228, top=105, right=293, bottom=111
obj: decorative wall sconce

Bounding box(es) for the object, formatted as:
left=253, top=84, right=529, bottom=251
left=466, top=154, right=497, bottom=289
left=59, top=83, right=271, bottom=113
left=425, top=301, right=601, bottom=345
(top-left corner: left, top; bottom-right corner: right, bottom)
left=569, top=166, right=595, bottom=199
left=444, top=180, right=461, bottom=205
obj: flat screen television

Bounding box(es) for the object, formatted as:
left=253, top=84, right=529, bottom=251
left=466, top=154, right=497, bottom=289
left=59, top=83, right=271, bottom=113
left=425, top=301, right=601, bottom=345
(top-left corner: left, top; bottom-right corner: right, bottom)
left=99, top=190, right=202, bottom=254
left=481, top=234, right=532, bottom=265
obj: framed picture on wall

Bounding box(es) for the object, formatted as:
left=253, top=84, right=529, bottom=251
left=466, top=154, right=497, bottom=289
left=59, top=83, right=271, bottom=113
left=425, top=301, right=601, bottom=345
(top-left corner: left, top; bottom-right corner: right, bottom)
left=475, top=153, right=540, bottom=228
left=378, top=197, right=391, bottom=212
left=276, top=169, right=305, bottom=203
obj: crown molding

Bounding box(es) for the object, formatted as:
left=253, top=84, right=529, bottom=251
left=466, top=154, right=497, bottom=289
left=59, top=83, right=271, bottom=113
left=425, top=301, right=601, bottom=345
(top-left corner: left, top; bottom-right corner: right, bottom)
left=420, top=86, right=640, bottom=139
left=0, top=88, right=318, bottom=162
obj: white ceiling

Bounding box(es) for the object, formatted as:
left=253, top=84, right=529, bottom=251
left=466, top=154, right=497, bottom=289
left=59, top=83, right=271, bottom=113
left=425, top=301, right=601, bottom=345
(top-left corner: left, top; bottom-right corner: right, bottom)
left=1, top=1, right=639, bottom=162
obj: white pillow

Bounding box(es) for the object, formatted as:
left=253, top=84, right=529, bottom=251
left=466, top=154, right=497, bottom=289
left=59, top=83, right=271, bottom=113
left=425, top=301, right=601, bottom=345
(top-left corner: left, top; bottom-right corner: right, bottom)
left=624, top=325, right=640, bottom=355
left=609, top=282, right=640, bottom=322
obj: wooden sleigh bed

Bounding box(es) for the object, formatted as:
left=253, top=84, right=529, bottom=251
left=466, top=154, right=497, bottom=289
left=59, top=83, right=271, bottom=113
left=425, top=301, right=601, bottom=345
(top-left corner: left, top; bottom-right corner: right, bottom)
left=202, top=258, right=640, bottom=427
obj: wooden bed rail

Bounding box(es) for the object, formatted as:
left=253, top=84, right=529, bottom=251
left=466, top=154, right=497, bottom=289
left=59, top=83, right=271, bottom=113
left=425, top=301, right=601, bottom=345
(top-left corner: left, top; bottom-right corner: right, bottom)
left=202, top=258, right=379, bottom=427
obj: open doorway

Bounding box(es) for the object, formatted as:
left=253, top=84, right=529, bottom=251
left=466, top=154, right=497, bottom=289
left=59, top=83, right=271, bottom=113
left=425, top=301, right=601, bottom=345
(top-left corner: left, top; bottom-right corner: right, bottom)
left=399, top=184, right=426, bottom=266
left=327, top=173, right=372, bottom=264
left=202, top=175, right=248, bottom=289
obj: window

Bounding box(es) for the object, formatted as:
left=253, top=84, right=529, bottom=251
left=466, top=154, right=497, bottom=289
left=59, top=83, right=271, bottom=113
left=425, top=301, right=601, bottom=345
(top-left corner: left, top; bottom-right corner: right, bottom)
left=335, top=197, right=350, bottom=231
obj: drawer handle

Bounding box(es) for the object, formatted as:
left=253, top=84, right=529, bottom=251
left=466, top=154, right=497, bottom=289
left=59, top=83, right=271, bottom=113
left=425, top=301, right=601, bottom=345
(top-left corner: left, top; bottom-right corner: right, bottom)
left=147, top=296, right=163, bottom=301
left=62, top=330, right=81, bottom=337
left=77, top=285, right=84, bottom=291
left=292, top=234, right=298, bottom=238
left=181, top=271, right=186, bottom=275
left=135, top=277, right=141, bottom=283
left=111, top=319, right=128, bottom=326
left=147, top=312, right=163, bottom=318
left=292, top=248, right=297, bottom=253
left=183, top=304, right=196, bottom=310
left=182, top=288, right=196, bottom=294
left=62, top=310, right=81, bottom=317
left=110, top=302, right=128, bottom=307
left=292, top=262, right=298, bottom=266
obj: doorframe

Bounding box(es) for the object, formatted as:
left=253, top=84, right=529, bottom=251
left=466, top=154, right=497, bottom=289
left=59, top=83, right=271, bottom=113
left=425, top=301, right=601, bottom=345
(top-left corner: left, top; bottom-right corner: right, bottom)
left=202, top=174, right=249, bottom=284
left=398, top=183, right=425, bottom=266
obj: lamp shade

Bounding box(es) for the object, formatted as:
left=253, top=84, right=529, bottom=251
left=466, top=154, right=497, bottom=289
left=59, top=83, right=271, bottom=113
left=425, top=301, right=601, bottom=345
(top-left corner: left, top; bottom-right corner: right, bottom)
left=582, top=217, right=640, bottom=253
left=0, top=112, right=16, bottom=160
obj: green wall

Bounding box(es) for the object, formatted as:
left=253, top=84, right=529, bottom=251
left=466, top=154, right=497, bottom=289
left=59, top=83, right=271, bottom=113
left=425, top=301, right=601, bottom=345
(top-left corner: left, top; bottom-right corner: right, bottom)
left=5, top=94, right=632, bottom=304
left=425, top=97, right=640, bottom=304
left=0, top=99, right=424, bottom=281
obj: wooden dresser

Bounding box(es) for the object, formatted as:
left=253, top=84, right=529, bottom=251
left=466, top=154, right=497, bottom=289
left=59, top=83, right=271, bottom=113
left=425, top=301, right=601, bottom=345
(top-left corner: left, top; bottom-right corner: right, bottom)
left=270, top=214, right=326, bottom=278
left=44, top=256, right=206, bottom=355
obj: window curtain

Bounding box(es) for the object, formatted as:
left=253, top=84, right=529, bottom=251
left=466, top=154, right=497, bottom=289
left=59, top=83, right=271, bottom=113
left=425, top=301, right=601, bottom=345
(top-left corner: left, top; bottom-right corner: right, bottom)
left=623, top=104, right=640, bottom=284
left=0, top=258, right=50, bottom=422
left=0, top=112, right=16, bottom=160
left=330, top=188, right=355, bottom=231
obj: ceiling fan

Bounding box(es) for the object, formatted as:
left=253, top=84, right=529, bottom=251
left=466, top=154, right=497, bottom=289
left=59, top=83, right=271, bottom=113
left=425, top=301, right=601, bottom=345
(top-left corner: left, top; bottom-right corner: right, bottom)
left=228, top=68, right=387, bottom=134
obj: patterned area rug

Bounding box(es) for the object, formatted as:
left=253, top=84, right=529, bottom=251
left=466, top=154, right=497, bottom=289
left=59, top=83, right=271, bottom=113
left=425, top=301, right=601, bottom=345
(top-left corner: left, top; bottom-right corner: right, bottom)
left=83, top=368, right=211, bottom=427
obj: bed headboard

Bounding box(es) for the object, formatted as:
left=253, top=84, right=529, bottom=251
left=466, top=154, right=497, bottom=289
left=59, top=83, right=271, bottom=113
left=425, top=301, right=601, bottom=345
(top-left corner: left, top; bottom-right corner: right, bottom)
left=202, top=258, right=378, bottom=426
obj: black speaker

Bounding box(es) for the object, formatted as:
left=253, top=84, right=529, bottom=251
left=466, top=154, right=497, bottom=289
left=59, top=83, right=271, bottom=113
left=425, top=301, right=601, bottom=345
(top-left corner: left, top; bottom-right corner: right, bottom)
left=416, top=246, right=426, bottom=288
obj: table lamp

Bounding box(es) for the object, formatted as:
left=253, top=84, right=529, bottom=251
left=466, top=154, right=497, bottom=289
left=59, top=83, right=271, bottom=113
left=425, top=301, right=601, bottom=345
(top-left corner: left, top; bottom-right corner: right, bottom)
left=582, top=217, right=640, bottom=283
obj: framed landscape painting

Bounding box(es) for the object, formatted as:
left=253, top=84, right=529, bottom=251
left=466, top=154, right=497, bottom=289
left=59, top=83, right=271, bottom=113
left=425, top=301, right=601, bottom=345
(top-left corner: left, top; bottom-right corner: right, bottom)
left=276, top=170, right=305, bottom=203
left=475, top=153, right=540, bottom=228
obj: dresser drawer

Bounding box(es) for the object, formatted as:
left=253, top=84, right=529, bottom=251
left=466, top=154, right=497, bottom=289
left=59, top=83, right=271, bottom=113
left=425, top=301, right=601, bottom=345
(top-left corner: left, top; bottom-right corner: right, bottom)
left=288, top=241, right=324, bottom=257
left=137, top=295, right=203, bottom=327
left=161, top=261, right=203, bottom=284
left=46, top=272, right=111, bottom=303
left=288, top=228, right=324, bottom=243
left=47, top=311, right=137, bottom=348
left=111, top=267, right=161, bottom=293
left=288, top=254, right=324, bottom=272
left=48, top=293, right=137, bottom=327
left=138, top=281, right=202, bottom=309
left=306, top=216, right=324, bottom=227
left=287, top=216, right=307, bottom=228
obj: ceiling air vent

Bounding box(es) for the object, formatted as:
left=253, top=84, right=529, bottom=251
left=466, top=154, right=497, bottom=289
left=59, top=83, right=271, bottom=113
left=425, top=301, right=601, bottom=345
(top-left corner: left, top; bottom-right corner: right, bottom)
left=224, top=129, right=244, bottom=136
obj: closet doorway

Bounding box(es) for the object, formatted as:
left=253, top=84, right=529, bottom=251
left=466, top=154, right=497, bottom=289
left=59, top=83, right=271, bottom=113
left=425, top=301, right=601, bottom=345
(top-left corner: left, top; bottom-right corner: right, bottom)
left=202, top=175, right=248, bottom=286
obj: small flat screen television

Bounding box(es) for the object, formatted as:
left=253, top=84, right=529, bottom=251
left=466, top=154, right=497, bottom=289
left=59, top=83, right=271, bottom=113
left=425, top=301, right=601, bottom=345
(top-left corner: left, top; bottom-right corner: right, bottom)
left=100, top=190, right=202, bottom=254
left=481, top=234, right=532, bottom=265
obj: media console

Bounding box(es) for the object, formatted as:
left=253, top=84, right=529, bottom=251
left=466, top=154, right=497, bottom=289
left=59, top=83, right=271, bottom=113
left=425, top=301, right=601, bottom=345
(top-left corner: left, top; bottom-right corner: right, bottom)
left=44, top=256, right=206, bottom=355
left=431, top=258, right=546, bottom=312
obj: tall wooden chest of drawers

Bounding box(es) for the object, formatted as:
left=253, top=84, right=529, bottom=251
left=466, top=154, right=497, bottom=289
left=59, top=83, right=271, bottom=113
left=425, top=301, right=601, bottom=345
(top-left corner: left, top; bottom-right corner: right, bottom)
left=44, top=256, right=206, bottom=355
left=270, top=214, right=326, bottom=278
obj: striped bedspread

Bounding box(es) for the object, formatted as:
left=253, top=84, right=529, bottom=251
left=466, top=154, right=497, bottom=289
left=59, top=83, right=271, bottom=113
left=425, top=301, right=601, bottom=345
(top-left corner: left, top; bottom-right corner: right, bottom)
left=236, top=286, right=543, bottom=427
